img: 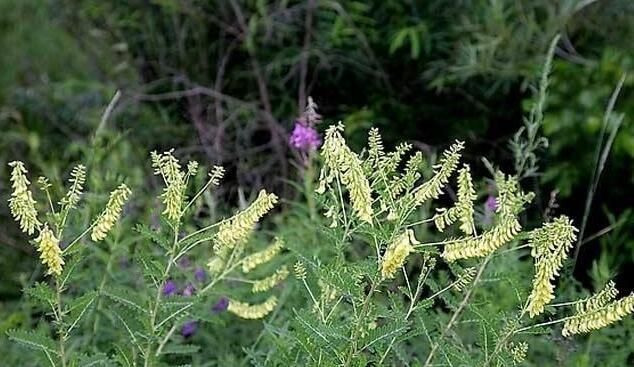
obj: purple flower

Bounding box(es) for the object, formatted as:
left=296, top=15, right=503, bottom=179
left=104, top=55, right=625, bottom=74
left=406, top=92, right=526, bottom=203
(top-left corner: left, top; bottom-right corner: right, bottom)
left=212, top=297, right=229, bottom=313
left=162, top=280, right=178, bottom=296
left=485, top=196, right=498, bottom=212
left=181, top=283, right=196, bottom=297
left=181, top=320, right=197, bottom=338
left=194, top=267, right=207, bottom=283
left=289, top=122, right=321, bottom=152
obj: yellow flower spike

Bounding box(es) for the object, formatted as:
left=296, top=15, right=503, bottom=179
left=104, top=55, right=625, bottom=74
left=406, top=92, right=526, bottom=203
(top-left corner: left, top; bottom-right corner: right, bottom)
left=433, top=207, right=461, bottom=233
left=442, top=215, right=521, bottom=262
left=213, top=190, right=278, bottom=256
left=91, top=184, right=132, bottom=242
left=60, top=164, right=86, bottom=210
left=35, top=224, right=64, bottom=277
left=562, top=287, right=634, bottom=337
left=508, top=342, right=528, bottom=364
left=242, top=237, right=284, bottom=273
left=294, top=261, right=307, bottom=280
left=441, top=173, right=532, bottom=262
left=318, top=124, right=373, bottom=223
left=455, top=165, right=476, bottom=235
left=526, top=215, right=577, bottom=317
left=410, top=141, right=463, bottom=207
left=8, top=161, right=41, bottom=235
left=151, top=150, right=186, bottom=222
left=207, top=257, right=225, bottom=275
left=453, top=267, right=476, bottom=292
left=381, top=229, right=418, bottom=279
left=227, top=296, right=278, bottom=319
left=252, top=266, right=290, bottom=293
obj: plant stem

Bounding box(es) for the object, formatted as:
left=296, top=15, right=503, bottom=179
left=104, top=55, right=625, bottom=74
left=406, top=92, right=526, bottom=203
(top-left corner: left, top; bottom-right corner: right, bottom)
left=423, top=254, right=492, bottom=367
left=344, top=275, right=381, bottom=366
left=145, top=223, right=179, bottom=367
left=55, top=278, right=67, bottom=367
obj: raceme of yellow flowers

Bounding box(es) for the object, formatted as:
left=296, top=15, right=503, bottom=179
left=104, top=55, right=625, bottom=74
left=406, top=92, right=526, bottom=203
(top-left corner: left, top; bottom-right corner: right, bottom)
left=8, top=161, right=131, bottom=277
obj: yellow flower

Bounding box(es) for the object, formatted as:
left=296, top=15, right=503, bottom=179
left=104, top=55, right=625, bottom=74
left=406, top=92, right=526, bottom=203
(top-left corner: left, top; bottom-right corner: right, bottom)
left=91, top=184, right=132, bottom=241
left=410, top=141, right=463, bottom=207
left=252, top=266, right=289, bottom=293
left=442, top=215, right=521, bottom=262
left=526, top=215, right=577, bottom=317
left=227, top=296, right=278, bottom=319
left=381, top=229, right=418, bottom=279
left=151, top=150, right=186, bottom=222
left=242, top=237, right=284, bottom=273
left=441, top=173, right=532, bottom=262
left=35, top=224, right=64, bottom=277
left=318, top=124, right=373, bottom=223
left=453, top=267, right=476, bottom=292
left=213, top=190, right=278, bottom=256
left=60, top=164, right=86, bottom=210
left=8, top=161, right=40, bottom=235
left=562, top=289, right=634, bottom=337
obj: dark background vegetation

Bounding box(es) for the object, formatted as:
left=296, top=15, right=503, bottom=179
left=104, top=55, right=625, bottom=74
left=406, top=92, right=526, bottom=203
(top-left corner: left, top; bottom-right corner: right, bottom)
left=1, top=0, right=632, bottom=363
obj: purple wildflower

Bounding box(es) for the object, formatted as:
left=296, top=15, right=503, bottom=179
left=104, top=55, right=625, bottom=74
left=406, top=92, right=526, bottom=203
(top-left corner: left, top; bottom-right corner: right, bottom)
left=194, top=267, right=207, bottom=283
left=289, top=122, right=321, bottom=152
left=212, top=297, right=229, bottom=313
left=181, top=283, right=196, bottom=297
left=181, top=320, right=197, bottom=338
left=485, top=196, right=498, bottom=212
left=162, top=280, right=178, bottom=296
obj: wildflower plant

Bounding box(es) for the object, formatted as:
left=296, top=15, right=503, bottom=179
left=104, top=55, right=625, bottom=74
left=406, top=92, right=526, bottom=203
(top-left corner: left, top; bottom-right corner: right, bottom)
left=256, top=123, right=633, bottom=366
left=5, top=151, right=288, bottom=366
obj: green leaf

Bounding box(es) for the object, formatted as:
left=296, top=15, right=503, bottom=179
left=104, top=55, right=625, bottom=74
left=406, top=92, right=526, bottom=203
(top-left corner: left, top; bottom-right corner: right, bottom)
left=159, top=344, right=201, bottom=355
left=66, top=291, right=97, bottom=333
left=102, top=286, right=147, bottom=314
left=135, top=224, right=171, bottom=251
left=389, top=29, right=408, bottom=54
left=6, top=329, right=60, bottom=358
left=78, top=352, right=114, bottom=366
left=408, top=28, right=420, bottom=59
left=25, top=282, right=56, bottom=306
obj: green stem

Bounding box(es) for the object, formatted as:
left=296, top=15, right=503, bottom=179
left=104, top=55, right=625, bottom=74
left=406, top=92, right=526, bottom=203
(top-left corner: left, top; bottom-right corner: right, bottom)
left=344, top=275, right=381, bottom=366
left=423, top=254, right=492, bottom=367
left=145, top=223, right=180, bottom=367
left=55, top=278, right=67, bottom=367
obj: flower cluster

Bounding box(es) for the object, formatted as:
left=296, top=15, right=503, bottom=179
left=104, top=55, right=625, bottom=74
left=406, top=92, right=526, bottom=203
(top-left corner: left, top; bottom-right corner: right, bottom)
left=212, top=190, right=278, bottom=257
left=91, top=183, right=132, bottom=241
left=252, top=266, right=290, bottom=293
left=433, top=164, right=476, bottom=235
left=35, top=224, right=64, bottom=276
left=151, top=150, right=195, bottom=222
left=227, top=295, right=278, bottom=319
left=8, top=161, right=40, bottom=235
left=526, top=215, right=577, bottom=317
left=290, top=123, right=321, bottom=152
left=442, top=173, right=532, bottom=262
left=317, top=123, right=373, bottom=223
left=242, top=237, right=285, bottom=273
left=453, top=267, right=476, bottom=292
left=409, top=141, right=464, bottom=207
left=60, top=165, right=86, bottom=211
left=562, top=282, right=634, bottom=336
left=381, top=230, right=418, bottom=279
